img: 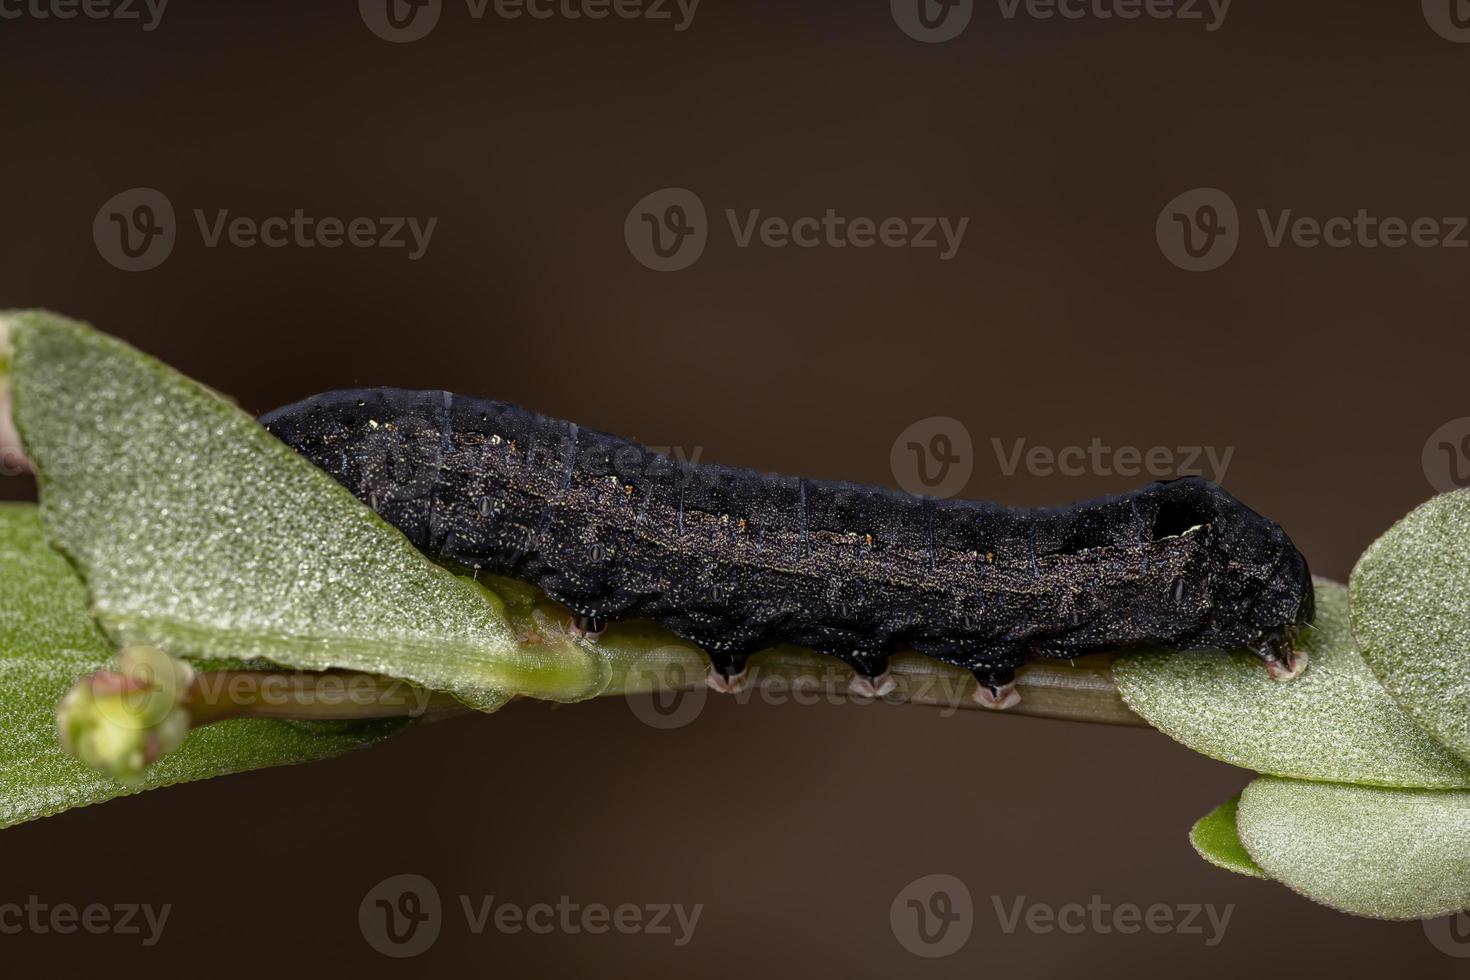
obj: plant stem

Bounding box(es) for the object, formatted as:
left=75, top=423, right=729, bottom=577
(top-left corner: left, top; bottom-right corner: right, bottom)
left=186, top=670, right=464, bottom=725
left=181, top=652, right=1144, bottom=728
left=60, top=645, right=1144, bottom=782
left=602, top=647, right=1146, bottom=726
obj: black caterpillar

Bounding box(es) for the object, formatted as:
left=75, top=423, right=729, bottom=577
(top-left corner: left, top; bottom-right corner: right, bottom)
left=261, top=389, right=1314, bottom=708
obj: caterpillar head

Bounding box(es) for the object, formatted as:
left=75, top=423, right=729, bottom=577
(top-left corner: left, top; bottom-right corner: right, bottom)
left=1150, top=477, right=1314, bottom=663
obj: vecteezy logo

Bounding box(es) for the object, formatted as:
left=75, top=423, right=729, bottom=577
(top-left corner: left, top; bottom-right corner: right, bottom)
left=1156, top=187, right=1239, bottom=272
left=625, top=187, right=708, bottom=271
left=1422, top=417, right=1470, bottom=493
left=890, top=416, right=974, bottom=499
left=891, top=0, right=973, bottom=42
left=359, top=873, right=443, bottom=958
left=890, top=873, right=973, bottom=958
left=1425, top=911, right=1470, bottom=957
left=356, top=413, right=443, bottom=500
left=1424, top=0, right=1470, bottom=42
left=625, top=647, right=708, bottom=729
left=360, top=0, right=442, bottom=42
left=93, top=188, right=176, bottom=272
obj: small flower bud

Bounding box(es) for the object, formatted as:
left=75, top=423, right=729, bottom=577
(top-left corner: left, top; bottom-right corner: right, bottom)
left=56, top=646, right=195, bottom=785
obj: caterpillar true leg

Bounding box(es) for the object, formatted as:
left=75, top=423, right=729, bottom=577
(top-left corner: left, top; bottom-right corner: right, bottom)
left=1255, top=628, right=1309, bottom=681
left=971, top=665, right=1021, bottom=710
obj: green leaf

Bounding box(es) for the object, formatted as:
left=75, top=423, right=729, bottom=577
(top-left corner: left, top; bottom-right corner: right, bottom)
left=7, top=310, right=611, bottom=710
left=1350, top=489, right=1470, bottom=766
left=1190, top=794, right=1269, bottom=879
left=1237, top=776, right=1470, bottom=920
left=0, top=501, right=404, bottom=828
left=1115, top=582, right=1470, bottom=788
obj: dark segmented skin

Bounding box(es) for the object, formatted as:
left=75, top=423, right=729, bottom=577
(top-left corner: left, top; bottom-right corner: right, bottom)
left=260, top=388, right=1314, bottom=689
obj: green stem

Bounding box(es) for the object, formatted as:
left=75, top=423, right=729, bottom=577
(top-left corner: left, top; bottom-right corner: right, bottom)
left=59, top=644, right=1144, bottom=784
left=186, top=670, right=463, bottom=725
left=599, top=647, right=1144, bottom=726
left=188, top=652, right=1143, bottom=727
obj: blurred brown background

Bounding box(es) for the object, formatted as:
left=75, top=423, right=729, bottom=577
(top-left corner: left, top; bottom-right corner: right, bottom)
left=2, top=0, right=1469, bottom=975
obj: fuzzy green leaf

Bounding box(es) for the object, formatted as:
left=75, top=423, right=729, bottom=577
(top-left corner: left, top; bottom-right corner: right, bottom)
left=6, top=311, right=611, bottom=709
left=1237, top=777, right=1470, bottom=920
left=1115, top=582, right=1470, bottom=788
left=0, top=501, right=404, bottom=828
left=1189, top=794, right=1269, bottom=879
left=1350, top=489, right=1470, bottom=766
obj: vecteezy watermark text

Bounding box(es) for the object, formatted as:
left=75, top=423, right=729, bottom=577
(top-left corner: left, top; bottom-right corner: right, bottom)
left=890, top=416, right=975, bottom=499
left=1422, top=417, right=1470, bottom=493
left=460, top=895, right=701, bottom=945
left=1424, top=911, right=1470, bottom=957
left=991, top=895, right=1232, bottom=946
left=0, top=0, right=168, bottom=30
left=0, top=897, right=170, bottom=946
left=194, top=210, right=437, bottom=259
left=358, top=874, right=701, bottom=958
left=726, top=210, right=968, bottom=260
left=192, top=671, right=439, bottom=717
left=353, top=412, right=710, bottom=494
left=995, top=0, right=1229, bottom=29
left=93, top=188, right=437, bottom=271
left=889, top=875, right=1233, bottom=957
left=891, top=0, right=1229, bottom=44
left=993, top=437, right=1233, bottom=483
left=359, top=0, right=699, bottom=43
left=890, top=417, right=1234, bottom=499
left=1158, top=187, right=1470, bottom=272
left=624, top=653, right=980, bottom=730
left=890, top=874, right=974, bottom=957
left=625, top=187, right=969, bottom=271
left=1424, top=0, right=1470, bottom=43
